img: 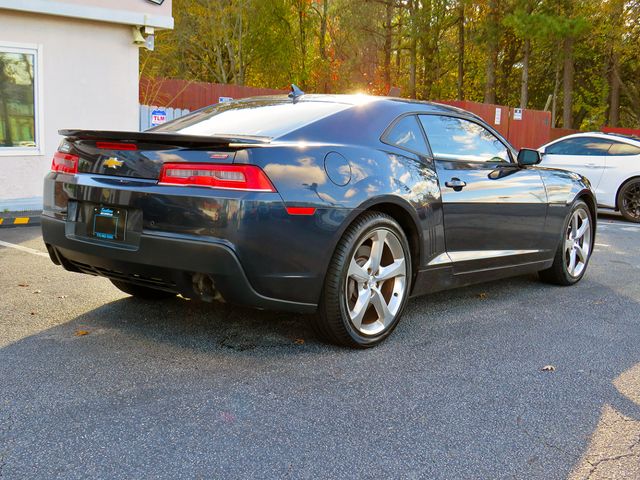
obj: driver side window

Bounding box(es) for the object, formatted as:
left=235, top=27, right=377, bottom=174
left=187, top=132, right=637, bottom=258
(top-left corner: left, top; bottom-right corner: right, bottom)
left=419, top=115, right=510, bottom=163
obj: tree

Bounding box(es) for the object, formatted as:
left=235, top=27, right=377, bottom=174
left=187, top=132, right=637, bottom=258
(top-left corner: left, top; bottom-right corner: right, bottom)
left=457, top=0, right=465, bottom=100
left=504, top=1, right=542, bottom=109
left=604, top=0, right=625, bottom=126
left=141, top=0, right=640, bottom=128
left=483, top=0, right=500, bottom=104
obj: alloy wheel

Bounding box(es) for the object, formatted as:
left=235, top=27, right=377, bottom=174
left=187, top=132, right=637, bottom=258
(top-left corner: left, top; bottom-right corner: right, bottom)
left=564, top=207, right=592, bottom=278
left=345, top=228, right=407, bottom=336
left=621, top=181, right=640, bottom=221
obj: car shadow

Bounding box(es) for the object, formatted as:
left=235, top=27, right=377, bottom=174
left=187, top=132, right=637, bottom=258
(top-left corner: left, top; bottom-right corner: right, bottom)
left=1, top=273, right=639, bottom=478
left=597, top=209, right=639, bottom=224
left=66, top=294, right=324, bottom=354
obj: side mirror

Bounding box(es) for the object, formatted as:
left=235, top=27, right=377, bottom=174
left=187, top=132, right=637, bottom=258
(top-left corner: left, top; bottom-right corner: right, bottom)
left=517, top=148, right=541, bottom=167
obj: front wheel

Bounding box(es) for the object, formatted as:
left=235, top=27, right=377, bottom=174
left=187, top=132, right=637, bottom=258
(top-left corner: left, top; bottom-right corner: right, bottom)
left=539, top=199, right=593, bottom=285
left=617, top=178, right=640, bottom=223
left=315, top=212, right=412, bottom=348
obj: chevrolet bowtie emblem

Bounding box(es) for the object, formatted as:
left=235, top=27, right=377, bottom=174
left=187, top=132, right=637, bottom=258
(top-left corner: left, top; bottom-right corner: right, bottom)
left=104, top=157, right=124, bottom=169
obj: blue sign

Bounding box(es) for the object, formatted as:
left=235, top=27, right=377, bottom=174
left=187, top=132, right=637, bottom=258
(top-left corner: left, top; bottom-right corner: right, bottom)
left=151, top=109, right=167, bottom=127
left=218, top=97, right=233, bottom=103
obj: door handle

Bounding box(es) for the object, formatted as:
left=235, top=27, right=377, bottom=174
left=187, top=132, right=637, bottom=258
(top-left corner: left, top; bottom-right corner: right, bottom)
left=445, top=178, right=467, bottom=191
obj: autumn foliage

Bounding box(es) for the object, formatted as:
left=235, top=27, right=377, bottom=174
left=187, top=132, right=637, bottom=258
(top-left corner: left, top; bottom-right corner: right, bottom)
left=141, top=0, right=640, bottom=129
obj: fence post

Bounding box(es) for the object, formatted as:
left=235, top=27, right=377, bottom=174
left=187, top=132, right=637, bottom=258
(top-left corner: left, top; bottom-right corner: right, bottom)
left=139, top=105, right=149, bottom=131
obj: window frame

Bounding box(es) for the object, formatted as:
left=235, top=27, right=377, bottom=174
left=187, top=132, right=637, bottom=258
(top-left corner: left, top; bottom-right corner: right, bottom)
left=542, top=135, right=640, bottom=156
left=0, top=41, right=44, bottom=157
left=380, top=113, right=433, bottom=158
left=418, top=112, right=516, bottom=164
left=544, top=136, right=616, bottom=156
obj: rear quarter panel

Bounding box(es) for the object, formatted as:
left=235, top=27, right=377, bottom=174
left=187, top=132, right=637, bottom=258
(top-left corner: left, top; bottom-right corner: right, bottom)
left=598, top=156, right=640, bottom=208
left=239, top=143, right=444, bottom=271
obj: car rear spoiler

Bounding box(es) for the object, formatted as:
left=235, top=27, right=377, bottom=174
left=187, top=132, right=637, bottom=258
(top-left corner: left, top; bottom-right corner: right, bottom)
left=58, top=129, right=271, bottom=147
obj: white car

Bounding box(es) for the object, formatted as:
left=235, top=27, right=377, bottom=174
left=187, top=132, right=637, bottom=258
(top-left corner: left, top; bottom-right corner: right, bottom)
left=539, top=132, right=640, bottom=222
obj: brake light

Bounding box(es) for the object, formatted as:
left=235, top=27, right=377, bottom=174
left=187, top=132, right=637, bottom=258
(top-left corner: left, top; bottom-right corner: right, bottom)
left=95, top=142, right=137, bottom=151
left=51, top=151, right=79, bottom=174
left=158, top=163, right=276, bottom=192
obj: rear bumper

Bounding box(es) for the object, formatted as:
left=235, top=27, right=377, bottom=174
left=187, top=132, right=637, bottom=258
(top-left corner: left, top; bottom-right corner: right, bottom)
left=42, top=216, right=317, bottom=313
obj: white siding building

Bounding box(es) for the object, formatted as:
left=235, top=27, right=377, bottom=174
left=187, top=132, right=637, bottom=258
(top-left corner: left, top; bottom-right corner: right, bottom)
left=0, top=0, right=173, bottom=211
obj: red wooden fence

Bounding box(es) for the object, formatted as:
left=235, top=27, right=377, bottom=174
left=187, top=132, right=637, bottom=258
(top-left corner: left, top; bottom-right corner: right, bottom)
left=139, top=77, right=286, bottom=111
left=549, top=127, right=579, bottom=142
left=140, top=78, right=601, bottom=149
left=439, top=100, right=553, bottom=149
left=602, top=126, right=640, bottom=137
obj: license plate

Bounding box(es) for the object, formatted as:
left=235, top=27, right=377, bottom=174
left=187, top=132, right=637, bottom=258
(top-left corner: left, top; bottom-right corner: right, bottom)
left=92, top=206, right=126, bottom=241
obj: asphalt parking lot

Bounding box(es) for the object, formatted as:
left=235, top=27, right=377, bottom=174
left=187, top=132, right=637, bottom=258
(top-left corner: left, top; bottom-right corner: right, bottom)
left=1, top=214, right=639, bottom=480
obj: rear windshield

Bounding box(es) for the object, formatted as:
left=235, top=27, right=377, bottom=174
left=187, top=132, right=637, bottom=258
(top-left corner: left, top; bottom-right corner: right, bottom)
left=150, top=98, right=352, bottom=138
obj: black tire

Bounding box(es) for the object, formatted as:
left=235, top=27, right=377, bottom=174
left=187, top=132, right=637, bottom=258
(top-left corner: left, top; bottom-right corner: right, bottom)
left=539, top=199, right=593, bottom=286
left=110, top=279, right=176, bottom=300
left=617, top=178, right=640, bottom=223
left=315, top=211, right=412, bottom=348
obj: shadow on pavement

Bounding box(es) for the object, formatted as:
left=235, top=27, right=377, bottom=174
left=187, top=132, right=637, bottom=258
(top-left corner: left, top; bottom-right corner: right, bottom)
left=0, top=273, right=639, bottom=479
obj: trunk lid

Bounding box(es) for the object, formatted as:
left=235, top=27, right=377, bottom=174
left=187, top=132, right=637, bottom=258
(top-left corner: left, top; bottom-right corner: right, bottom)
left=60, top=130, right=269, bottom=179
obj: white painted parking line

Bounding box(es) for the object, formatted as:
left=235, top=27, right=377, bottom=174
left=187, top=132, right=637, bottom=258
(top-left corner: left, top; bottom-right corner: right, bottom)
left=599, top=222, right=640, bottom=229
left=595, top=243, right=610, bottom=247
left=0, top=239, right=49, bottom=258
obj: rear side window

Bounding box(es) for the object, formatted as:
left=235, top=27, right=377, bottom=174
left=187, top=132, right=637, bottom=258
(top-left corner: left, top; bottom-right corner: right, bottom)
left=382, top=115, right=428, bottom=154
left=546, top=137, right=614, bottom=156
left=419, top=115, right=509, bottom=162
left=608, top=142, right=640, bottom=156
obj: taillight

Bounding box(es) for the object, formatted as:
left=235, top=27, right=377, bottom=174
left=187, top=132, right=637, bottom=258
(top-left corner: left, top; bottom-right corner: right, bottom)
left=51, top=151, right=79, bottom=174
left=158, top=163, right=276, bottom=192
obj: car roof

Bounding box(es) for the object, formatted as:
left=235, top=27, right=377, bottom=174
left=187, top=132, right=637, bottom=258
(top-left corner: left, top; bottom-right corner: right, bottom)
left=157, top=93, right=490, bottom=145
left=233, top=93, right=474, bottom=115
left=265, top=94, right=491, bottom=142
left=544, top=131, right=640, bottom=147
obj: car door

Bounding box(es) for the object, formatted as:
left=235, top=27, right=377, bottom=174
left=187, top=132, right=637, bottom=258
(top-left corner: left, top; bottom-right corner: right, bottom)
left=419, top=114, right=548, bottom=274
left=541, top=137, right=611, bottom=192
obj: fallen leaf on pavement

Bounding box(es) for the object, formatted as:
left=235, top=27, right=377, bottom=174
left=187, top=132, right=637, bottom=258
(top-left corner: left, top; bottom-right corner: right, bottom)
left=32, top=290, right=41, bottom=294
left=294, top=338, right=305, bottom=345
left=476, top=292, right=488, bottom=300
left=74, top=330, right=90, bottom=336
left=220, top=411, right=236, bottom=423
left=541, top=365, right=556, bottom=372
left=18, top=283, right=29, bottom=287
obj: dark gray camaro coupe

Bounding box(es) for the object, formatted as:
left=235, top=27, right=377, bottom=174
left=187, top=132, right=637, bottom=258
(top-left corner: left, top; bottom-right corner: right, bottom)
left=42, top=93, right=596, bottom=347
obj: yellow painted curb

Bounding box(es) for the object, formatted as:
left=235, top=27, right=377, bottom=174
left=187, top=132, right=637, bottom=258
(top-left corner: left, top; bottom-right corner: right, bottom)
left=14, top=217, right=29, bottom=224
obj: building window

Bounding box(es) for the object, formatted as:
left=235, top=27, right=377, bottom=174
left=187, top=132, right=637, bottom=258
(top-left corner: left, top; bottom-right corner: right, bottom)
left=0, top=43, right=41, bottom=155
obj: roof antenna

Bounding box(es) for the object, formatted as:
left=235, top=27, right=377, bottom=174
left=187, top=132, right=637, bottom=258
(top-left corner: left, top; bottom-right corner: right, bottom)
left=288, top=84, right=305, bottom=102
